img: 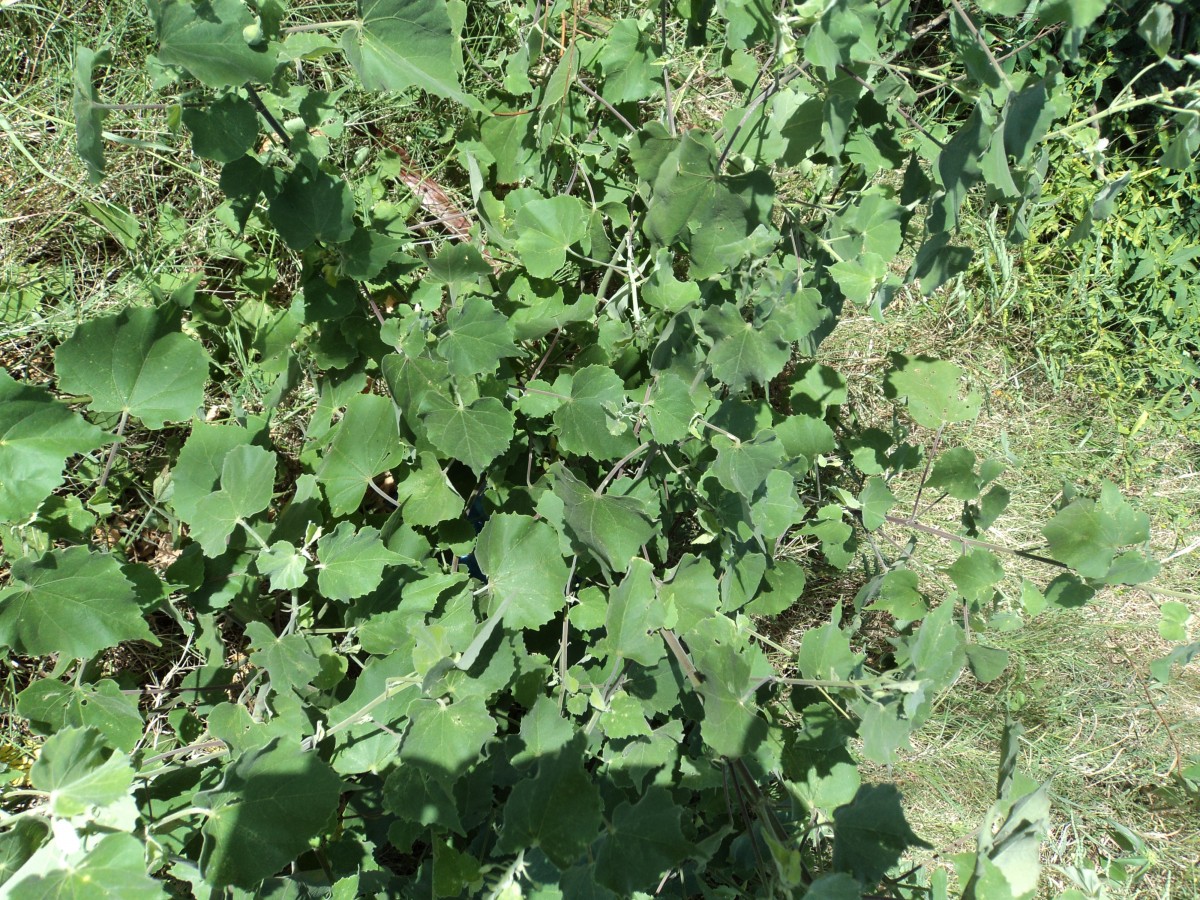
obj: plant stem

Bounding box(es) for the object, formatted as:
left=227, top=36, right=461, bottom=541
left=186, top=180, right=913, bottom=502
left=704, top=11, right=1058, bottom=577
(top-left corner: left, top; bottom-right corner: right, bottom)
left=97, top=409, right=130, bottom=493
left=282, top=20, right=358, bottom=34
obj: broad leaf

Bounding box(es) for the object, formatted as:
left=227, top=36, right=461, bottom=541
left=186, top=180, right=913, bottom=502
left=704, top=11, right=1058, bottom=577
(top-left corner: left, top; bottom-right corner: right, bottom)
left=1043, top=482, right=1157, bottom=582
left=552, top=365, right=636, bottom=460
left=182, top=93, right=258, bottom=163
left=399, top=695, right=496, bottom=785
left=268, top=164, right=356, bottom=250
left=7, top=833, right=164, bottom=900
left=595, top=559, right=667, bottom=667
left=475, top=514, right=569, bottom=630
left=552, top=464, right=654, bottom=575
left=316, top=521, right=409, bottom=601
left=17, top=679, right=143, bottom=752
left=423, top=396, right=514, bottom=474
left=644, top=131, right=718, bottom=245
left=702, top=303, right=791, bottom=389
left=190, top=444, right=277, bottom=556
left=595, top=787, right=691, bottom=894
left=0, top=547, right=152, bottom=658
left=152, top=0, right=279, bottom=88
left=341, top=0, right=471, bottom=105
left=437, top=297, right=519, bottom=377
left=499, top=734, right=602, bottom=867
left=832, top=784, right=931, bottom=886
left=883, top=354, right=981, bottom=428
left=315, top=393, right=405, bottom=515
left=55, top=306, right=210, bottom=429
left=30, top=727, right=133, bottom=819
left=73, top=45, right=111, bottom=183
left=197, top=740, right=342, bottom=888
left=0, top=371, right=110, bottom=523
left=514, top=196, right=587, bottom=278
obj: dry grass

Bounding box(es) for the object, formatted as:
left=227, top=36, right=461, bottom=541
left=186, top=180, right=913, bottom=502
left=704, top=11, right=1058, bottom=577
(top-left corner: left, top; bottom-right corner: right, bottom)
left=799, top=294, right=1200, bottom=898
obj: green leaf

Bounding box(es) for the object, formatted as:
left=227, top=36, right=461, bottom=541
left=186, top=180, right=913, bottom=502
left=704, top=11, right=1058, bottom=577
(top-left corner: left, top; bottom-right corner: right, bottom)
left=595, top=787, right=691, bottom=894
left=7, top=833, right=165, bottom=900
left=169, top=422, right=253, bottom=524
left=702, top=303, right=791, bottom=390
left=315, top=393, right=405, bottom=516
left=73, top=45, right=111, bottom=183
left=30, top=727, right=133, bottom=818
left=946, top=549, right=1004, bottom=607
left=0, top=370, right=110, bottom=523
left=910, top=232, right=974, bottom=293
left=859, top=476, right=897, bottom=530
left=317, top=521, right=409, bottom=602
left=598, top=19, right=657, bottom=103
left=595, top=559, right=667, bottom=667
left=475, top=514, right=569, bottom=630
left=797, top=608, right=863, bottom=681
left=182, top=93, right=258, bottom=163
left=400, top=695, right=496, bottom=785
left=750, top=469, right=804, bottom=541
left=1158, top=601, right=1192, bottom=642
left=1042, top=483, right=1155, bottom=580
left=866, top=569, right=927, bottom=622
left=255, top=540, right=310, bottom=591
left=552, top=464, right=655, bottom=575
left=803, top=873, right=864, bottom=900
left=1138, top=3, right=1175, bottom=59
left=0, top=547, right=152, bottom=658
left=925, top=447, right=982, bottom=500
left=342, top=0, right=472, bottom=105
left=152, top=0, right=279, bottom=88
left=1038, top=0, right=1109, bottom=29
left=190, top=444, right=277, bottom=556
left=268, top=164, right=356, bottom=250
left=883, top=354, right=981, bottom=429
left=423, top=396, right=514, bottom=475
left=55, top=306, right=210, bottom=429
left=644, top=131, right=718, bottom=245
left=552, top=366, right=636, bottom=460
left=196, top=739, right=342, bottom=889
left=514, top=196, right=587, bottom=278
left=833, top=784, right=931, bottom=886
left=393, top=452, right=462, bottom=526
left=712, top=433, right=784, bottom=499
left=499, top=734, right=602, bottom=867
left=830, top=253, right=886, bottom=304
left=977, top=0, right=1029, bottom=13
left=245, top=621, right=322, bottom=693
left=645, top=373, right=699, bottom=443
left=427, top=242, right=492, bottom=289
left=17, top=679, right=143, bottom=752
left=437, top=296, right=519, bottom=377
left=511, top=696, right=575, bottom=768
left=384, top=765, right=464, bottom=833
left=965, top=644, right=1010, bottom=683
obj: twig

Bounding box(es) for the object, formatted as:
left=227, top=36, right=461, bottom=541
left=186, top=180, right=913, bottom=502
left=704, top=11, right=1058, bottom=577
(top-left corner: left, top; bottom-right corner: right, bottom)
left=596, top=442, right=652, bottom=495
left=910, top=423, right=945, bottom=520
left=949, top=0, right=1011, bottom=88
left=244, top=84, right=291, bottom=149
left=573, top=78, right=637, bottom=133
left=97, top=408, right=130, bottom=492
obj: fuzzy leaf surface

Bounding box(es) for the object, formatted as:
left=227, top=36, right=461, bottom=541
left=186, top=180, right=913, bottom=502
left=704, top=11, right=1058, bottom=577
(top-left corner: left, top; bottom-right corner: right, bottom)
left=0, top=371, right=110, bottom=523
left=0, top=547, right=152, bottom=658
left=55, top=306, right=209, bottom=429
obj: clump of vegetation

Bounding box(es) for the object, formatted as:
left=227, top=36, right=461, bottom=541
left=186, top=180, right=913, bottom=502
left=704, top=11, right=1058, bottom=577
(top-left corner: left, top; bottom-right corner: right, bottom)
left=1, top=1, right=1197, bottom=898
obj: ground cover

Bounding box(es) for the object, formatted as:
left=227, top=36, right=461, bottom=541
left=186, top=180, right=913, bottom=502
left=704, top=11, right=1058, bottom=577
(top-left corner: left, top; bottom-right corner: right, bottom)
left=1, top=1, right=1198, bottom=898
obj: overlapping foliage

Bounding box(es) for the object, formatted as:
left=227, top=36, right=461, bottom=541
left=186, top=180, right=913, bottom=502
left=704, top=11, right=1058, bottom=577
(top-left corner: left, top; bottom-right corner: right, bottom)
left=1, top=0, right=1195, bottom=897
